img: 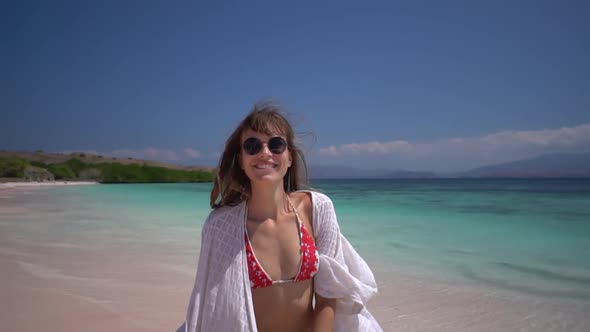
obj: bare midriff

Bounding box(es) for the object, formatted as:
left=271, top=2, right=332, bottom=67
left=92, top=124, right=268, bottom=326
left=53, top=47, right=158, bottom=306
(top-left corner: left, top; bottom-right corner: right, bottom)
left=251, top=279, right=314, bottom=332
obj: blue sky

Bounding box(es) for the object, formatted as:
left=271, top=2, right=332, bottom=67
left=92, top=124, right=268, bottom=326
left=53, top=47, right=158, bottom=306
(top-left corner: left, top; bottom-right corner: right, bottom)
left=3, top=0, right=589, bottom=172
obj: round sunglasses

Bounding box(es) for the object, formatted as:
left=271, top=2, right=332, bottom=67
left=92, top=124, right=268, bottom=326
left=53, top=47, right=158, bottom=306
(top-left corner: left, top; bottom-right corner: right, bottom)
left=242, top=136, right=288, bottom=155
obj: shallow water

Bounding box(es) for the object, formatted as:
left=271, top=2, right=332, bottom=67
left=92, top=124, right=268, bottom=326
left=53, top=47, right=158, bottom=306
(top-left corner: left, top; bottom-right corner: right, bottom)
left=315, top=178, right=590, bottom=303
left=2, top=178, right=589, bottom=304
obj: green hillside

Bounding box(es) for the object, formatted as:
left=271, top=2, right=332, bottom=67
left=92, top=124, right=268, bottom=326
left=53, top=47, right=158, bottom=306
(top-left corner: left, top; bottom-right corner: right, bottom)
left=0, top=156, right=215, bottom=183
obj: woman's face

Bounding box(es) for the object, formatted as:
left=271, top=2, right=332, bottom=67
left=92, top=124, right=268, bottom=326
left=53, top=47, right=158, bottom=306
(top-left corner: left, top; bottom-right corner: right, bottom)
left=239, top=129, right=291, bottom=185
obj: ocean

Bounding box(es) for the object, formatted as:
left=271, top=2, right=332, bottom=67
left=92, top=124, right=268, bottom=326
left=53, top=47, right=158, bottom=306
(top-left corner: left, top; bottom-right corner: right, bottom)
left=4, top=178, right=590, bottom=305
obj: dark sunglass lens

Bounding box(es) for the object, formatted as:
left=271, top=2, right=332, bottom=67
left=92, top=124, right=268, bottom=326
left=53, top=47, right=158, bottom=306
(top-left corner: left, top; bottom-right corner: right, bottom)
left=268, top=137, right=287, bottom=154
left=243, top=137, right=262, bottom=155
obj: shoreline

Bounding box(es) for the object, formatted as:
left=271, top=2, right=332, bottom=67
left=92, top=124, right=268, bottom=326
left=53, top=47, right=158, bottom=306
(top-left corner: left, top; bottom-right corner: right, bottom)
left=369, top=265, right=590, bottom=331
left=2, top=241, right=588, bottom=332
left=0, top=181, right=99, bottom=189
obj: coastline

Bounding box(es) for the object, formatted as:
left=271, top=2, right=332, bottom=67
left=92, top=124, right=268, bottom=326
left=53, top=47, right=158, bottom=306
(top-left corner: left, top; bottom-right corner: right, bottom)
left=0, top=181, right=99, bottom=190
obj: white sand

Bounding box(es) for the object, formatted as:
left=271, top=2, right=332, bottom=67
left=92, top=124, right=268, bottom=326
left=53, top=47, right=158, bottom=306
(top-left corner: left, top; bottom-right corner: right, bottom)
left=2, top=246, right=588, bottom=332
left=369, top=265, right=590, bottom=331
left=0, top=181, right=98, bottom=189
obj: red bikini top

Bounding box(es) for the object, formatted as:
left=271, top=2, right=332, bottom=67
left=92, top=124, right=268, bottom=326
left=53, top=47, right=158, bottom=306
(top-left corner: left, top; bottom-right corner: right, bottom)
left=245, top=196, right=319, bottom=289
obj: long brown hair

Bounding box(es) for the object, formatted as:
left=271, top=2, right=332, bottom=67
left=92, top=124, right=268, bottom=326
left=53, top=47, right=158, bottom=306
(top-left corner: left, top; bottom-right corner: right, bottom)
left=210, top=102, right=309, bottom=209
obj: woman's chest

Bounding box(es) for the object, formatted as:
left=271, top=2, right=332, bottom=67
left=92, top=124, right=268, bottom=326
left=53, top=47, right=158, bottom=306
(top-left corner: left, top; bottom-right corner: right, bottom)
left=246, top=219, right=302, bottom=280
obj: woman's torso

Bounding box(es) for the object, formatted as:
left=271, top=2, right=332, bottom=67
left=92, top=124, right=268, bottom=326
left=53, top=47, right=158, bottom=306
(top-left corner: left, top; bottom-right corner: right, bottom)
left=246, top=192, right=315, bottom=332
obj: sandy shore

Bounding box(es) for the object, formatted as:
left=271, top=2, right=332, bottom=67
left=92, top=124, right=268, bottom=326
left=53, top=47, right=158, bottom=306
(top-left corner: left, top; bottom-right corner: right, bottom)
left=370, top=264, right=590, bottom=331
left=1, top=248, right=588, bottom=332
left=0, top=181, right=98, bottom=189
left=1, top=189, right=589, bottom=331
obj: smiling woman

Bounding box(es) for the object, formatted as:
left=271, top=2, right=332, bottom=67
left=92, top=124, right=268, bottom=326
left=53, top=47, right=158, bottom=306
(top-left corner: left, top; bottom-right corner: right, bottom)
left=208, top=102, right=307, bottom=208
left=177, top=102, right=382, bottom=332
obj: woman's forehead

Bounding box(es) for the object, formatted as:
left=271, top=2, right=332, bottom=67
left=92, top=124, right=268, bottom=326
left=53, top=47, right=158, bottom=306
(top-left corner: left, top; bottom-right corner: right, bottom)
left=241, top=128, right=286, bottom=139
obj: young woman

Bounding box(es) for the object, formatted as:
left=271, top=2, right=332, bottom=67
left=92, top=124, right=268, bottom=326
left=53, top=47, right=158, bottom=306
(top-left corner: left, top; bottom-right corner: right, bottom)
left=178, top=103, right=381, bottom=332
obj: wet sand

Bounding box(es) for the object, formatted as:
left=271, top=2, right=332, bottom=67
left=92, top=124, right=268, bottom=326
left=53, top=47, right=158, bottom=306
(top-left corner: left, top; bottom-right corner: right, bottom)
left=1, top=187, right=589, bottom=331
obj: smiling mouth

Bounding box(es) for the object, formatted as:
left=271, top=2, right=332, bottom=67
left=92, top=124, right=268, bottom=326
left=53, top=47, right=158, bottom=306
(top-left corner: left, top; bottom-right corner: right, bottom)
left=254, top=164, right=278, bottom=169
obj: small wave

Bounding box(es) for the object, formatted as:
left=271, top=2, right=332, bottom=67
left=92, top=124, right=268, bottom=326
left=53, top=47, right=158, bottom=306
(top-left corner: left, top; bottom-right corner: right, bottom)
left=34, top=207, right=65, bottom=213
left=38, top=242, right=88, bottom=249
left=458, top=265, right=590, bottom=301
left=388, top=241, right=410, bottom=250
left=0, top=247, right=29, bottom=257
left=0, top=207, right=33, bottom=214
left=495, top=261, right=590, bottom=286
left=17, top=261, right=94, bottom=282
left=445, top=248, right=474, bottom=255
left=459, top=205, right=518, bottom=215
left=157, top=262, right=195, bottom=276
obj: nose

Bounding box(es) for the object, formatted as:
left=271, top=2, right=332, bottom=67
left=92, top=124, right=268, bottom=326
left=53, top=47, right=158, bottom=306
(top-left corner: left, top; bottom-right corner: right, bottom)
left=259, top=143, right=273, bottom=156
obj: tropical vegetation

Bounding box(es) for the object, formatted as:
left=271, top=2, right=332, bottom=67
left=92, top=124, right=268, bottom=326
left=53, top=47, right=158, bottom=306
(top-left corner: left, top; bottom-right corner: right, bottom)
left=0, top=156, right=215, bottom=183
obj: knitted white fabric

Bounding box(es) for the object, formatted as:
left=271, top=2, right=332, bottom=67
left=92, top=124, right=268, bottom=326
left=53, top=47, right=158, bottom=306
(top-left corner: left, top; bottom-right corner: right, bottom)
left=177, top=191, right=382, bottom=332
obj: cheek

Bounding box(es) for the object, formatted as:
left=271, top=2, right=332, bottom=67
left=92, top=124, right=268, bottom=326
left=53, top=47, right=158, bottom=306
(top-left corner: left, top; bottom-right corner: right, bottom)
left=237, top=153, right=245, bottom=170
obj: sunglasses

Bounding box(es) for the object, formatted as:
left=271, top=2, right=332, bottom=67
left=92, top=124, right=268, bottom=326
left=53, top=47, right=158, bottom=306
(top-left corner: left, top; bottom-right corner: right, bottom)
left=242, top=136, right=288, bottom=155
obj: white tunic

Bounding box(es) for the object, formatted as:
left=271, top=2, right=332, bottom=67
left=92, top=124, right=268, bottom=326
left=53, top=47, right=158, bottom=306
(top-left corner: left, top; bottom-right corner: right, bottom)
left=177, top=191, right=382, bottom=332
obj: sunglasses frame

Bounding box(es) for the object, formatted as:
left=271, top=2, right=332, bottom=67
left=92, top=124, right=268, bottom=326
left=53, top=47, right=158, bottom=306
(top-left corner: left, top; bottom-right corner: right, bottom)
left=242, top=136, right=288, bottom=156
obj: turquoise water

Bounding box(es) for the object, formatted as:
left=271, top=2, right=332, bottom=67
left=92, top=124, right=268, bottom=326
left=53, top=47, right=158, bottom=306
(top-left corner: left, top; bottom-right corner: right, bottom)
left=313, top=179, right=590, bottom=302
left=29, top=179, right=590, bottom=302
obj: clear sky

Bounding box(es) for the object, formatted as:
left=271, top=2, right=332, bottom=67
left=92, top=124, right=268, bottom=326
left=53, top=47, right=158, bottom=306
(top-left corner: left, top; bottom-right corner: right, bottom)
left=3, top=0, right=589, bottom=172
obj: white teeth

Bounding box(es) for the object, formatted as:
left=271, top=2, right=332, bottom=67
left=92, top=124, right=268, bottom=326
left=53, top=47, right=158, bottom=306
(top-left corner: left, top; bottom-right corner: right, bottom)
left=254, top=164, right=276, bottom=169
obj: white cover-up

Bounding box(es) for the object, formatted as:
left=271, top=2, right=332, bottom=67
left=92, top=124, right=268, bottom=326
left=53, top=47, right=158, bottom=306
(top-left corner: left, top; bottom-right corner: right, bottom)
left=177, top=191, right=382, bottom=332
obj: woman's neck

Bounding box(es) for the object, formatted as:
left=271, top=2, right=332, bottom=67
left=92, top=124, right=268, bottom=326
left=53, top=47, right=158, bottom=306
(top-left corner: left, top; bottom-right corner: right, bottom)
left=247, top=182, right=289, bottom=221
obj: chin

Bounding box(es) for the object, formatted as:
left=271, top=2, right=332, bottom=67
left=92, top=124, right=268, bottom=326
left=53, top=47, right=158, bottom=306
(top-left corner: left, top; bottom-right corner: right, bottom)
left=252, top=175, right=283, bottom=183
left=247, top=172, right=285, bottom=184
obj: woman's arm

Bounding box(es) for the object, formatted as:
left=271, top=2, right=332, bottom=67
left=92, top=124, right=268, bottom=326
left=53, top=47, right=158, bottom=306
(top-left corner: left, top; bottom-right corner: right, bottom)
left=313, top=293, right=337, bottom=332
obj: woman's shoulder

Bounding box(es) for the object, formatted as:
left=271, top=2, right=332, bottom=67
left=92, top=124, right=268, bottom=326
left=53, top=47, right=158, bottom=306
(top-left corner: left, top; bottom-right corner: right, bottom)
left=202, top=201, right=245, bottom=232
left=294, top=191, right=340, bottom=241
left=294, top=190, right=332, bottom=206
left=292, top=191, right=337, bottom=222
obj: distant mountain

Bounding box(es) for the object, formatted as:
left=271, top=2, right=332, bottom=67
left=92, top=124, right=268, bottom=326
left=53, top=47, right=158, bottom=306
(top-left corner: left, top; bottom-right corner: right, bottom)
left=308, top=165, right=436, bottom=179
left=385, top=170, right=437, bottom=179
left=461, top=153, right=590, bottom=178
left=309, top=153, right=590, bottom=179
left=308, top=165, right=370, bottom=179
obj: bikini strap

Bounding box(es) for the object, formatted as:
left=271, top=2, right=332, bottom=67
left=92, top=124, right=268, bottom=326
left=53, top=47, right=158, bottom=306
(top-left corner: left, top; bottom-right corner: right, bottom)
left=285, top=194, right=301, bottom=220
left=285, top=194, right=303, bottom=245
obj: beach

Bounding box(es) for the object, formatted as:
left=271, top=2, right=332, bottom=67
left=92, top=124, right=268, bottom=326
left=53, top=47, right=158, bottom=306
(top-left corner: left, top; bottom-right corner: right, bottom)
left=1, top=182, right=589, bottom=331
left=0, top=181, right=99, bottom=189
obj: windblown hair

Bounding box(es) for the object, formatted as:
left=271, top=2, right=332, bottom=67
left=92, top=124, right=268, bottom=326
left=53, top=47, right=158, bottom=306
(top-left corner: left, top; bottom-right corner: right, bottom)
left=210, top=102, right=309, bottom=209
